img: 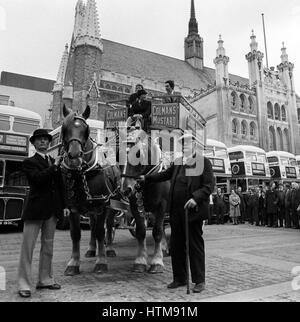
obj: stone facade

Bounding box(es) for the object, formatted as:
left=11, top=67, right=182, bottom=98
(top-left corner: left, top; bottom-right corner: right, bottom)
left=51, top=0, right=300, bottom=155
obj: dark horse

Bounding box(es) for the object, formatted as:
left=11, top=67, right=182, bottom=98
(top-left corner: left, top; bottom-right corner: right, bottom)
left=121, top=128, right=170, bottom=273
left=61, top=105, right=121, bottom=275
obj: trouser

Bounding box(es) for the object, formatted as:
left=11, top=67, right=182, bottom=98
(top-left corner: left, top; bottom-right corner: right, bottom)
left=208, top=205, right=213, bottom=225
left=18, top=216, right=57, bottom=291
left=285, top=208, right=292, bottom=228
left=267, top=212, right=277, bottom=227
left=257, top=208, right=265, bottom=225
left=278, top=207, right=285, bottom=227
left=240, top=208, right=245, bottom=223
left=248, top=206, right=256, bottom=224
left=214, top=205, right=224, bottom=224
left=170, top=212, right=205, bottom=285
left=292, top=210, right=300, bottom=228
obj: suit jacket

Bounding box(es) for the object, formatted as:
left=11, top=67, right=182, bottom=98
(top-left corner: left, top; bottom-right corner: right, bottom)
left=128, top=99, right=151, bottom=119
left=145, top=156, right=215, bottom=222
left=22, top=153, right=65, bottom=221
left=265, top=189, right=279, bottom=214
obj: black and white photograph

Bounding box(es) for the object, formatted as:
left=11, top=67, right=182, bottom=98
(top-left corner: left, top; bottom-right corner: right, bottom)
left=0, top=0, right=300, bottom=309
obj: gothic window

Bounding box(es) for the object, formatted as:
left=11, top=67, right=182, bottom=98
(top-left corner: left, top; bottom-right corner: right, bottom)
left=112, top=86, right=117, bottom=91
left=267, top=102, right=274, bottom=119
left=105, top=84, right=111, bottom=90
left=274, top=103, right=280, bottom=121
left=125, top=88, right=131, bottom=94
left=231, top=92, right=237, bottom=109
left=277, top=128, right=283, bottom=151
left=248, top=96, right=254, bottom=113
left=240, top=94, right=246, bottom=111
left=118, top=87, right=123, bottom=92
left=282, top=106, right=287, bottom=122
left=250, top=122, right=256, bottom=139
left=269, top=126, right=276, bottom=151
left=241, top=120, right=247, bottom=136
left=232, top=119, right=238, bottom=135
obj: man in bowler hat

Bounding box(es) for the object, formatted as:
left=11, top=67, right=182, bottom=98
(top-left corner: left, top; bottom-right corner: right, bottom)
left=17, top=129, right=69, bottom=298
left=139, top=133, right=215, bottom=293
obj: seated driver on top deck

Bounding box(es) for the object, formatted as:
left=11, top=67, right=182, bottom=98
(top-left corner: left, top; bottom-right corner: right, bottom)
left=126, top=89, right=152, bottom=132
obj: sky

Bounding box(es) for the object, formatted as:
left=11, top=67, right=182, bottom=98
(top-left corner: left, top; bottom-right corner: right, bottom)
left=0, top=0, right=300, bottom=93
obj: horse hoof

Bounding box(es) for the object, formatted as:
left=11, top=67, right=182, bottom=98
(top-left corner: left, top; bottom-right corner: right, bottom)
left=106, top=250, right=117, bottom=257
left=64, top=266, right=80, bottom=276
left=148, top=264, right=164, bottom=274
left=85, top=250, right=96, bottom=258
left=162, top=250, right=170, bottom=257
left=133, top=264, right=147, bottom=273
left=94, top=263, right=108, bottom=274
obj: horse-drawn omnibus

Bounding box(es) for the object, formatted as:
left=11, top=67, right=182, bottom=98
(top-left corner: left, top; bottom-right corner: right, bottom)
left=204, top=139, right=231, bottom=193
left=266, top=151, right=299, bottom=184
left=0, top=104, right=42, bottom=227
left=228, top=145, right=271, bottom=192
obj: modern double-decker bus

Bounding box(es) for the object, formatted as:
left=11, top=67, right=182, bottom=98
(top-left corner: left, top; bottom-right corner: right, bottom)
left=266, top=151, right=299, bottom=184
left=228, top=145, right=271, bottom=192
left=0, top=105, right=42, bottom=227
left=204, top=139, right=231, bottom=193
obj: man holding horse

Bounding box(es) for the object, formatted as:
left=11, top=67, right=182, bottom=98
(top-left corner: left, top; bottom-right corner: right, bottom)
left=139, top=133, right=215, bottom=293
left=17, top=129, right=69, bottom=298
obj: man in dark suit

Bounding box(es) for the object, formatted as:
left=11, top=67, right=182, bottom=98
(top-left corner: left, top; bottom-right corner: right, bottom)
left=127, top=89, right=151, bottom=132
left=140, top=133, right=215, bottom=293
left=17, top=129, right=69, bottom=298
left=162, top=80, right=181, bottom=103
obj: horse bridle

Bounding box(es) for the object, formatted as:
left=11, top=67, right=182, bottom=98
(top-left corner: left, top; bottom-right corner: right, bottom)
left=62, top=115, right=90, bottom=152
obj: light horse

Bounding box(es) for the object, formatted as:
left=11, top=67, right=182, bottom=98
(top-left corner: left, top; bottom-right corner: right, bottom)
left=61, top=105, right=121, bottom=275
left=121, top=128, right=170, bottom=273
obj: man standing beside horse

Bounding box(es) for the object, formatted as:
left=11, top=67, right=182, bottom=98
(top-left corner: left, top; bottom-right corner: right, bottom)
left=139, top=133, right=215, bottom=293
left=17, top=129, right=69, bottom=298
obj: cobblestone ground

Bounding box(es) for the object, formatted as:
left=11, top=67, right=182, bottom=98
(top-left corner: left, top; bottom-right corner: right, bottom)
left=0, top=223, right=300, bottom=302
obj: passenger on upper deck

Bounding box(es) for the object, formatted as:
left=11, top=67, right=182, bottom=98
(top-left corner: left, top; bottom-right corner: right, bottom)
left=127, top=89, right=151, bottom=132
left=126, top=84, right=144, bottom=108
left=163, top=80, right=181, bottom=104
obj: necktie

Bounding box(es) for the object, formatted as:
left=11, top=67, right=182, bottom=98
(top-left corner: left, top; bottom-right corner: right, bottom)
left=45, top=155, right=52, bottom=167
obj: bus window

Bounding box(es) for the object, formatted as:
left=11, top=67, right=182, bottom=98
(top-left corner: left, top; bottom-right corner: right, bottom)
left=280, top=157, right=289, bottom=166
left=0, top=160, right=4, bottom=186
left=0, top=114, right=10, bottom=131
left=215, top=147, right=228, bottom=159
left=290, top=159, right=297, bottom=167
left=4, top=160, right=28, bottom=187
left=13, top=117, right=40, bottom=134
left=257, top=153, right=266, bottom=163
left=245, top=152, right=257, bottom=162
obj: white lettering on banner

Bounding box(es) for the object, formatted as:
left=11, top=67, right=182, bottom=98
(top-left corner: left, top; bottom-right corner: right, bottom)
left=0, top=266, right=6, bottom=291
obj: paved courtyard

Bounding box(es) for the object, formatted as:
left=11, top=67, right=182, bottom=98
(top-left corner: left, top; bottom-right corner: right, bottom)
left=0, top=223, right=300, bottom=302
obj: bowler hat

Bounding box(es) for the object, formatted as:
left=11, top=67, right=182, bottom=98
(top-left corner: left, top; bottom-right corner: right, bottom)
left=29, top=129, right=52, bottom=144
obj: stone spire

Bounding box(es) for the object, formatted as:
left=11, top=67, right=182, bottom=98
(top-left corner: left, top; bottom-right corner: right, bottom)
left=53, top=44, right=69, bottom=91
left=280, top=42, right=288, bottom=63
left=184, top=0, right=203, bottom=69
left=250, top=30, right=258, bottom=52
left=188, top=0, right=198, bottom=35
left=216, top=34, right=226, bottom=57
left=73, top=0, right=103, bottom=51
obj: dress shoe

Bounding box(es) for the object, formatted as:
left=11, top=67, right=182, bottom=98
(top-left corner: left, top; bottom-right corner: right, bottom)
left=167, top=281, right=187, bottom=289
left=18, top=290, right=31, bottom=298
left=36, top=283, right=61, bottom=290
left=193, top=283, right=205, bottom=293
